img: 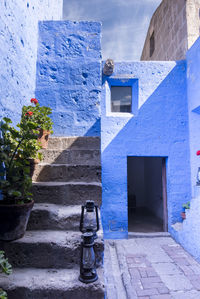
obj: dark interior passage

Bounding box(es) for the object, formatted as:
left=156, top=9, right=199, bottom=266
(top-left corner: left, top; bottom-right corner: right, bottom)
left=128, top=157, right=166, bottom=233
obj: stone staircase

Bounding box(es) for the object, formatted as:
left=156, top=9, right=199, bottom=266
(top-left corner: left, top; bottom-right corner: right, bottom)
left=0, top=137, right=105, bottom=299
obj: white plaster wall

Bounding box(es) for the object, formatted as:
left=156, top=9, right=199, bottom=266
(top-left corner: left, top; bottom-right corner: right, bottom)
left=0, top=0, right=63, bottom=124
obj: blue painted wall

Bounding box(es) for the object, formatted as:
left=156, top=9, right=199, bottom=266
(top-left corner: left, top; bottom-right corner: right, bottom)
left=35, top=21, right=102, bottom=136
left=0, top=1, right=62, bottom=200
left=171, top=37, right=200, bottom=262
left=101, top=61, right=191, bottom=239
left=0, top=0, right=62, bottom=126
left=173, top=186, right=200, bottom=263
left=186, top=38, right=200, bottom=191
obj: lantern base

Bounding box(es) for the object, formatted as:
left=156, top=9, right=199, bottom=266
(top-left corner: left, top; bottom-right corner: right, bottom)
left=79, top=272, right=98, bottom=284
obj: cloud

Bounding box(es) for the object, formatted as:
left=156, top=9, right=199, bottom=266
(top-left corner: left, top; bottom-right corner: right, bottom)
left=63, top=0, right=162, bottom=60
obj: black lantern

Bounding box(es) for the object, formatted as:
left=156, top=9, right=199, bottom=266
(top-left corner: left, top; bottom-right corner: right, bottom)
left=79, top=232, right=98, bottom=283
left=80, top=201, right=99, bottom=237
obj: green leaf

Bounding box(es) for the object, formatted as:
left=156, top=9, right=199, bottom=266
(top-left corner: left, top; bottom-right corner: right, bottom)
left=8, top=190, right=22, bottom=197
left=0, top=288, right=8, bottom=299
left=2, top=117, right=12, bottom=124
left=182, top=202, right=190, bottom=209
left=37, top=152, right=43, bottom=161
left=0, top=251, right=12, bottom=275
left=27, top=192, right=33, bottom=197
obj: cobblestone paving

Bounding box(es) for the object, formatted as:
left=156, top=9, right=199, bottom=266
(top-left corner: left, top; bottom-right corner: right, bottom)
left=104, top=237, right=200, bottom=299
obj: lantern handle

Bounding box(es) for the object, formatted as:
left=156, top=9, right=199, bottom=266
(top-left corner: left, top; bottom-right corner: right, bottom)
left=80, top=205, right=85, bottom=232
left=95, top=205, right=99, bottom=232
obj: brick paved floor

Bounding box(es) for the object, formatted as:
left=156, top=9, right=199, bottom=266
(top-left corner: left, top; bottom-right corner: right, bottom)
left=104, top=236, right=200, bottom=299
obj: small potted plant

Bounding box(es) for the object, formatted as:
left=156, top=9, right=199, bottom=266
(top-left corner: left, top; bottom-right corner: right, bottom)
left=21, top=98, right=53, bottom=148
left=196, top=150, right=200, bottom=185
left=181, top=201, right=190, bottom=220
left=0, top=251, right=12, bottom=299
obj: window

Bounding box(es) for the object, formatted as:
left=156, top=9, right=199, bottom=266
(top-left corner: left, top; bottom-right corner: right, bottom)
left=106, top=77, right=138, bottom=116
left=111, top=86, right=132, bottom=112
left=150, top=31, right=155, bottom=57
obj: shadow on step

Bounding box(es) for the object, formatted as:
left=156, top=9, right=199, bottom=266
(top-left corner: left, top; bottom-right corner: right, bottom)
left=32, top=136, right=102, bottom=206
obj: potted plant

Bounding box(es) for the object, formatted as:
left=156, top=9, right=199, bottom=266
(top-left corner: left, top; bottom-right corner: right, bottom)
left=181, top=201, right=190, bottom=220
left=0, top=112, right=42, bottom=240
left=196, top=150, right=200, bottom=185
left=21, top=98, right=53, bottom=148
left=0, top=97, right=53, bottom=241
left=0, top=251, right=12, bottom=299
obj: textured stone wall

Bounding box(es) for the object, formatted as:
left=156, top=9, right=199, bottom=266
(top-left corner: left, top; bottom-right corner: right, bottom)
left=187, top=0, right=200, bottom=49
left=141, top=0, right=189, bottom=61
left=35, top=21, right=102, bottom=136
left=0, top=0, right=63, bottom=125
left=101, top=61, right=191, bottom=238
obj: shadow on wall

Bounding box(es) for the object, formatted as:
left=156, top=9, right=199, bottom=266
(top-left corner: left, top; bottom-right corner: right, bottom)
left=84, top=119, right=100, bottom=136
left=101, top=62, right=191, bottom=238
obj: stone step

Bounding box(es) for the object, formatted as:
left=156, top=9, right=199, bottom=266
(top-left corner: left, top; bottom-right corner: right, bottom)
left=0, top=267, right=105, bottom=299
left=0, top=230, right=104, bottom=269
left=32, top=163, right=101, bottom=182
left=48, top=137, right=100, bottom=150
left=32, top=181, right=102, bottom=206
left=39, top=149, right=101, bottom=165
left=27, top=204, right=81, bottom=231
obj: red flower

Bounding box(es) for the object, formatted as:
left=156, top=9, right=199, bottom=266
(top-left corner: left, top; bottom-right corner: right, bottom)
left=31, top=98, right=38, bottom=105
left=196, top=150, right=200, bottom=156
left=25, top=111, right=33, bottom=116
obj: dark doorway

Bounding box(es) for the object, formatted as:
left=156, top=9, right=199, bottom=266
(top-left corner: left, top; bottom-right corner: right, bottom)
left=127, top=157, right=168, bottom=233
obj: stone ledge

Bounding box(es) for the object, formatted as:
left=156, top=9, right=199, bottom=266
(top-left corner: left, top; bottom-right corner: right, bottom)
left=32, top=181, right=102, bottom=206
left=39, top=149, right=101, bottom=165
left=27, top=204, right=82, bottom=231
left=128, top=232, right=171, bottom=238
left=0, top=230, right=104, bottom=269
left=0, top=267, right=104, bottom=299
left=48, top=137, right=100, bottom=150
left=32, top=164, right=101, bottom=182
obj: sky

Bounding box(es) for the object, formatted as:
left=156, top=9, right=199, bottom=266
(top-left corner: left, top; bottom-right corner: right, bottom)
left=63, top=0, right=162, bottom=61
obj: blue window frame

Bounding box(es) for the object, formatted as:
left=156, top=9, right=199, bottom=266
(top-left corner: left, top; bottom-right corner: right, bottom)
left=106, top=77, right=138, bottom=116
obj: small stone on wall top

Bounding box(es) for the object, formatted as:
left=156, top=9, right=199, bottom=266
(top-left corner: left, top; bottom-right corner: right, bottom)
left=103, top=59, right=114, bottom=76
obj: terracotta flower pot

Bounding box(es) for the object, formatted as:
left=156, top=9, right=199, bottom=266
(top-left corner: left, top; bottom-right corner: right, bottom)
left=37, top=129, right=50, bottom=149
left=181, top=212, right=186, bottom=220
left=0, top=200, right=34, bottom=241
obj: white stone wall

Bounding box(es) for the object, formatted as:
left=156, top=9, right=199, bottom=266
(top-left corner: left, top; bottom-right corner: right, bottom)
left=187, top=0, right=200, bottom=49
left=141, top=0, right=200, bottom=61
left=0, top=0, right=63, bottom=124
